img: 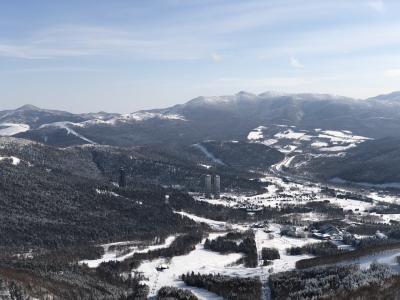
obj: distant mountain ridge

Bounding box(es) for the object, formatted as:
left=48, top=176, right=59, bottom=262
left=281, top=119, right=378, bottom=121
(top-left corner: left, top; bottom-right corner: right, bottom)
left=2, top=90, right=400, bottom=146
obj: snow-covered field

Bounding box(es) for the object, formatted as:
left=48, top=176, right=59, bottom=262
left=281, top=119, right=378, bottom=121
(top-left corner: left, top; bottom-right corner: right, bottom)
left=0, top=156, right=21, bottom=165
left=39, top=122, right=97, bottom=144
left=136, top=233, right=242, bottom=298
left=78, top=144, right=400, bottom=298
left=0, top=123, right=30, bottom=136
left=135, top=216, right=321, bottom=298
left=193, top=143, right=225, bottom=165
left=80, top=235, right=177, bottom=268
left=247, top=125, right=370, bottom=156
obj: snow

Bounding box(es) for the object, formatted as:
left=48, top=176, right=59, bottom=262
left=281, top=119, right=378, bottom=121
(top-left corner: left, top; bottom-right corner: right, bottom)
left=320, top=130, right=369, bottom=142
left=134, top=219, right=320, bottom=299
left=39, top=122, right=97, bottom=144
left=95, top=189, right=120, bottom=197
left=248, top=125, right=371, bottom=160
left=274, top=129, right=307, bottom=140
left=278, top=145, right=298, bottom=153
left=311, top=141, right=329, bottom=148
left=174, top=211, right=233, bottom=231
left=82, top=118, right=116, bottom=126
left=262, top=139, right=278, bottom=146
left=319, top=143, right=356, bottom=152
left=0, top=156, right=21, bottom=165
left=247, top=126, right=266, bottom=140
left=0, top=123, right=30, bottom=136
left=274, top=156, right=295, bottom=171
left=368, top=192, right=400, bottom=204
left=193, top=143, right=225, bottom=165
left=198, top=164, right=212, bottom=169
left=254, top=226, right=318, bottom=273
left=341, top=249, right=400, bottom=272
left=328, top=197, right=374, bottom=212
left=118, top=112, right=186, bottom=122
left=95, top=189, right=142, bottom=205
left=136, top=233, right=241, bottom=298
left=80, top=235, right=178, bottom=268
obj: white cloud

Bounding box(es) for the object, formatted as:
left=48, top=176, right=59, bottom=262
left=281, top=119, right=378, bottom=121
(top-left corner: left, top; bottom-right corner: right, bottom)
left=384, top=69, right=400, bottom=77
left=0, top=25, right=221, bottom=60
left=210, top=52, right=222, bottom=62
left=368, top=0, right=385, bottom=12
left=290, top=56, right=304, bottom=68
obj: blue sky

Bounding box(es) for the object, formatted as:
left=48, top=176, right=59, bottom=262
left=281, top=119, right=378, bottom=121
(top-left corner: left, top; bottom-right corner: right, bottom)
left=1, top=0, right=400, bottom=112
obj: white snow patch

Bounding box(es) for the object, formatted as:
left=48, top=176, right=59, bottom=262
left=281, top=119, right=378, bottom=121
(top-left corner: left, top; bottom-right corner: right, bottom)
left=0, top=156, right=21, bottom=165
left=319, top=143, right=357, bottom=152
left=119, top=112, right=186, bottom=122
left=274, top=129, right=307, bottom=140
left=311, top=141, right=329, bottom=148
left=0, top=123, right=30, bottom=136
left=136, top=233, right=241, bottom=298
left=39, top=122, right=97, bottom=144
left=175, top=211, right=232, bottom=231
left=80, top=235, right=177, bottom=268
left=247, top=126, right=266, bottom=140
left=198, top=164, right=212, bottom=169
left=193, top=143, right=225, bottom=165
left=262, top=139, right=278, bottom=146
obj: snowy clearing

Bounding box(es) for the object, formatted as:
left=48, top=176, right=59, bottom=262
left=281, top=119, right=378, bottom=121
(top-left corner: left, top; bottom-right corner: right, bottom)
left=39, top=122, right=97, bottom=144
left=247, top=126, right=266, bottom=140
left=193, top=143, right=225, bottom=165
left=0, top=156, right=21, bottom=165
left=0, top=123, right=30, bottom=136
left=136, top=232, right=240, bottom=298
left=80, top=235, right=178, bottom=268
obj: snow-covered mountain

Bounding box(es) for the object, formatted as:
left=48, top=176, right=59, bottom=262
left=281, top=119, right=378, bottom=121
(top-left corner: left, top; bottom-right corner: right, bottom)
left=4, top=90, right=400, bottom=146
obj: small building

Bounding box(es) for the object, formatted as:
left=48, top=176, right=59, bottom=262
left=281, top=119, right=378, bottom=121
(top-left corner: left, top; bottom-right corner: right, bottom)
left=156, top=264, right=169, bottom=271
left=313, top=224, right=343, bottom=240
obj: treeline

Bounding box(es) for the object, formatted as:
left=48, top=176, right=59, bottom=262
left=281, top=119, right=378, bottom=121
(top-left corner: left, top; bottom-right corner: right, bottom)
left=0, top=157, right=199, bottom=253
left=261, top=248, right=280, bottom=261
left=0, top=264, right=149, bottom=300
left=296, top=241, right=400, bottom=269
left=287, top=242, right=342, bottom=256
left=182, top=272, right=262, bottom=300
left=204, top=231, right=258, bottom=268
left=157, top=286, right=199, bottom=300
left=269, top=263, right=394, bottom=300
left=329, top=275, right=400, bottom=300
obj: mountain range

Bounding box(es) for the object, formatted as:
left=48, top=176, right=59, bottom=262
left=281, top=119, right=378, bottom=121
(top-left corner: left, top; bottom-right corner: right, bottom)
left=2, top=91, right=400, bottom=148
left=2, top=91, right=400, bottom=185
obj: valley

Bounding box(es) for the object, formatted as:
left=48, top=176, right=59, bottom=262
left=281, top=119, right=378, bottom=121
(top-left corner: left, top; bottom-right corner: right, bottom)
left=1, top=92, right=400, bottom=299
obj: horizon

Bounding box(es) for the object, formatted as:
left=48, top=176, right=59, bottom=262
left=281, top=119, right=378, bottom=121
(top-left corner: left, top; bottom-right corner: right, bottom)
left=1, top=0, right=400, bottom=113
left=6, top=89, right=399, bottom=114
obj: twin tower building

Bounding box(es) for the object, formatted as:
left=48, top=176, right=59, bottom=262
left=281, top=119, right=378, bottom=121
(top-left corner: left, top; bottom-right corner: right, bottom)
left=120, top=166, right=220, bottom=200
left=205, top=174, right=220, bottom=199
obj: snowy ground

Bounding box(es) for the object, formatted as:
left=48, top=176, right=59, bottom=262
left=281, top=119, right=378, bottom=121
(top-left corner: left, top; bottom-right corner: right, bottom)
left=0, top=156, right=21, bottom=165
left=247, top=125, right=370, bottom=156
left=357, top=249, right=400, bottom=272
left=0, top=123, right=30, bottom=136
left=136, top=211, right=322, bottom=298
left=39, top=122, right=97, bottom=144
left=136, top=232, right=241, bottom=299
left=80, top=235, right=177, bottom=268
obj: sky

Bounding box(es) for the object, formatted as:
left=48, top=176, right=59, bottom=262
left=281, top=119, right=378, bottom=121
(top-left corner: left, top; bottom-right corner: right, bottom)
left=1, top=0, right=400, bottom=113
